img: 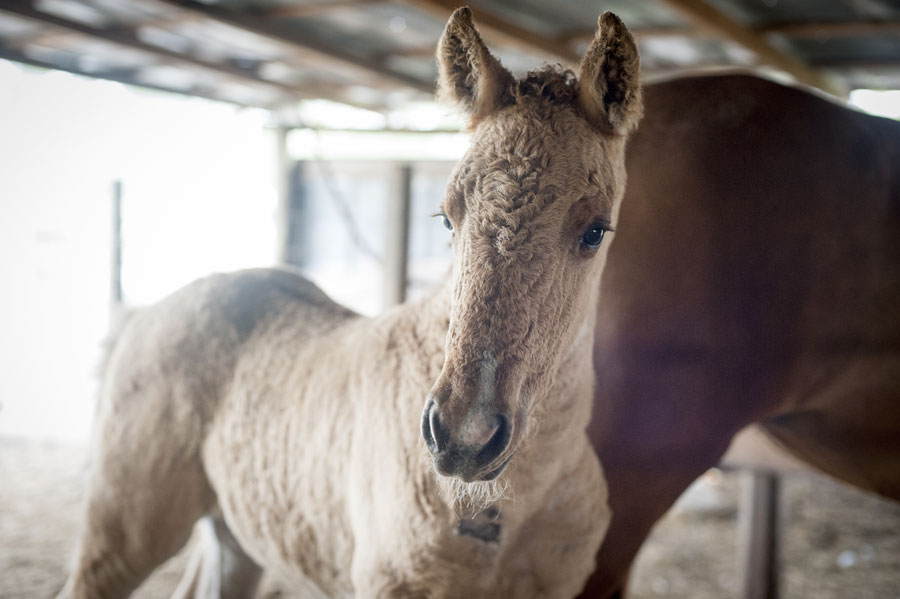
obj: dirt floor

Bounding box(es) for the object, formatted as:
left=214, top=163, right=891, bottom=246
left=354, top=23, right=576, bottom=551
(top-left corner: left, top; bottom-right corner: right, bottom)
left=628, top=469, right=900, bottom=599
left=2, top=436, right=898, bottom=599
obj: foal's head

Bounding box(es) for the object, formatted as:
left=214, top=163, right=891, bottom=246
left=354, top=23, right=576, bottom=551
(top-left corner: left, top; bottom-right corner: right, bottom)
left=422, top=8, right=642, bottom=484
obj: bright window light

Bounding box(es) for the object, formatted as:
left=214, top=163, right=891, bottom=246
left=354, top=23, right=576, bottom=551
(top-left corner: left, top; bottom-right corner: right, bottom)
left=850, top=89, right=900, bottom=120
left=295, top=99, right=387, bottom=130
left=0, top=59, right=278, bottom=441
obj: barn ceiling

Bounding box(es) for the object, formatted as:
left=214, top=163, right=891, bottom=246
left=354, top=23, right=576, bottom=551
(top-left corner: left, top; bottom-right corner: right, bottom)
left=1, top=0, right=898, bottom=118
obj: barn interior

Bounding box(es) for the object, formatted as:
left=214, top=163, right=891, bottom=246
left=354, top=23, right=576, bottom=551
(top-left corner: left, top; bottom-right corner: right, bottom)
left=1, top=1, right=899, bottom=598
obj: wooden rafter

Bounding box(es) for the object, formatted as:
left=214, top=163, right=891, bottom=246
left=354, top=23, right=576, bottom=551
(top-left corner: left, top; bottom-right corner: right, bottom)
left=151, top=0, right=434, bottom=93
left=562, top=20, right=900, bottom=42
left=398, top=0, right=581, bottom=66
left=0, top=43, right=258, bottom=106
left=559, top=25, right=697, bottom=43
left=0, top=1, right=401, bottom=109
left=258, top=0, right=383, bottom=19
left=761, top=20, right=900, bottom=38
left=7, top=27, right=82, bottom=48
left=652, top=0, right=843, bottom=94
left=385, top=28, right=705, bottom=63
left=0, top=0, right=308, bottom=98
left=813, top=56, right=900, bottom=68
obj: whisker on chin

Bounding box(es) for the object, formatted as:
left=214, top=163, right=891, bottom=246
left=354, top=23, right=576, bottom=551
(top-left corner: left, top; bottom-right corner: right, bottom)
left=423, top=456, right=515, bottom=516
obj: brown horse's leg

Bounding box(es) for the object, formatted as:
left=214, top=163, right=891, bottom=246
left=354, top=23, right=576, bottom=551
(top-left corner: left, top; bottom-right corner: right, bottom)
left=171, top=516, right=263, bottom=599
left=592, top=568, right=628, bottom=599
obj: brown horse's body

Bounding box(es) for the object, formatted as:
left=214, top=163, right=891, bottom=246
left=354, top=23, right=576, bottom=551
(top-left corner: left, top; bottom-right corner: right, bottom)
left=584, top=73, right=900, bottom=598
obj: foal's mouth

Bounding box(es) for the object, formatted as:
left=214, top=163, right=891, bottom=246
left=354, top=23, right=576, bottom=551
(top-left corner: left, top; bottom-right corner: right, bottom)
left=433, top=448, right=515, bottom=483
left=477, top=452, right=514, bottom=481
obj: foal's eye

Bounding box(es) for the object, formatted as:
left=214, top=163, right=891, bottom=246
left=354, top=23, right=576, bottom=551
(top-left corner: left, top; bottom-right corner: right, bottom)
left=580, top=222, right=611, bottom=249
left=435, top=212, right=453, bottom=232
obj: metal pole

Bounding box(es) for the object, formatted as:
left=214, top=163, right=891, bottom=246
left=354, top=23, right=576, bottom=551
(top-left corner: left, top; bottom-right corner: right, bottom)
left=382, top=163, right=412, bottom=309
left=274, top=125, right=292, bottom=265
left=737, top=470, right=781, bottom=599
left=110, top=179, right=123, bottom=307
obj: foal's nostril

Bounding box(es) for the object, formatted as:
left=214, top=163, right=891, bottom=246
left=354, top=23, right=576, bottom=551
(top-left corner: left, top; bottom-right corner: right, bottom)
left=475, top=414, right=511, bottom=467
left=421, top=398, right=448, bottom=455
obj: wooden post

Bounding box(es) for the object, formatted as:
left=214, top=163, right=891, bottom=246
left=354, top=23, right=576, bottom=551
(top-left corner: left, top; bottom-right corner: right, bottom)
left=737, top=470, right=781, bottom=599
left=383, top=163, right=412, bottom=309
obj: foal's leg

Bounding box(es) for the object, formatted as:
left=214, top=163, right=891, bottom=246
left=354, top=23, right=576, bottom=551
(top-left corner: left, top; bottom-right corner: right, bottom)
left=57, top=438, right=214, bottom=599
left=57, top=380, right=216, bottom=598
left=171, top=516, right=263, bottom=599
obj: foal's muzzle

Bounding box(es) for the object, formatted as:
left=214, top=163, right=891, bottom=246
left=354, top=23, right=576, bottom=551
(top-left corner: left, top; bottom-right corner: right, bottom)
left=421, top=397, right=512, bottom=482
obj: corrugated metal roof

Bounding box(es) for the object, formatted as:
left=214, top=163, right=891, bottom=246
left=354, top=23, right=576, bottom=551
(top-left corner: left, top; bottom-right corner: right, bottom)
left=0, top=0, right=897, bottom=116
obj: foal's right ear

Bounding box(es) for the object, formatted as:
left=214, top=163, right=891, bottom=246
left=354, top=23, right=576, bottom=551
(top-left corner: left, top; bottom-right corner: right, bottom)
left=578, top=12, right=643, bottom=135
left=436, top=7, right=514, bottom=128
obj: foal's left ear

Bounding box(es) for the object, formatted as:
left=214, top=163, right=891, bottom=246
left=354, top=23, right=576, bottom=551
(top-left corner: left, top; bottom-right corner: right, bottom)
left=437, top=7, right=515, bottom=127
left=578, top=12, right=643, bottom=135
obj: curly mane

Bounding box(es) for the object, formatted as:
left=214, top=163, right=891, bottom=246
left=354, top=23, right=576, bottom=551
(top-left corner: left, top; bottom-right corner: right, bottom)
left=514, top=65, right=580, bottom=106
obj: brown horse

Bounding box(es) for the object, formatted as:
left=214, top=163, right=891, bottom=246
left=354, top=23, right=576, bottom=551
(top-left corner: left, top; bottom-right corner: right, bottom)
left=582, top=72, right=900, bottom=598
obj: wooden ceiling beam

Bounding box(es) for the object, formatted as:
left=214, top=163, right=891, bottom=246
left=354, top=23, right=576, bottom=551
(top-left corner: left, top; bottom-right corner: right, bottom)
left=376, top=45, right=434, bottom=59
left=812, top=56, right=900, bottom=68
left=398, top=0, right=581, bottom=66
left=0, top=0, right=311, bottom=98
left=0, top=39, right=388, bottom=111
left=258, top=0, right=383, bottom=19
left=761, top=20, right=900, bottom=38
left=0, top=43, right=259, bottom=106
left=0, top=2, right=395, bottom=110
left=652, top=0, right=843, bottom=94
left=10, top=27, right=82, bottom=48
left=151, top=0, right=434, bottom=93
left=559, top=25, right=697, bottom=43
left=565, top=20, right=900, bottom=43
